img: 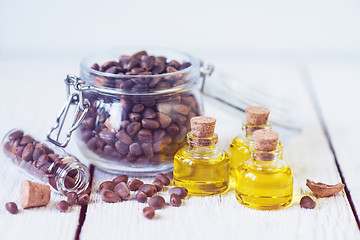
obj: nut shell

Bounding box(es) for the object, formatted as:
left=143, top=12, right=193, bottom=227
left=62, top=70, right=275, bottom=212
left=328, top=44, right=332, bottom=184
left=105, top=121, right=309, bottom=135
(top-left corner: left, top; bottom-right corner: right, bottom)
left=300, top=196, right=316, bottom=209
left=143, top=206, right=155, bottom=219
left=306, top=179, right=345, bottom=197
left=5, top=202, right=18, bottom=214
left=170, top=193, right=182, bottom=207
left=149, top=196, right=165, bottom=210
left=155, top=173, right=171, bottom=186
left=169, top=187, right=188, bottom=199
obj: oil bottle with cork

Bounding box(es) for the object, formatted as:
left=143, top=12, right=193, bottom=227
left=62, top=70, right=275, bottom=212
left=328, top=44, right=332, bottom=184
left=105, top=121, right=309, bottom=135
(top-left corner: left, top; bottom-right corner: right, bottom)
left=235, top=129, right=293, bottom=210
left=229, top=106, right=283, bottom=179
left=173, top=116, right=229, bottom=196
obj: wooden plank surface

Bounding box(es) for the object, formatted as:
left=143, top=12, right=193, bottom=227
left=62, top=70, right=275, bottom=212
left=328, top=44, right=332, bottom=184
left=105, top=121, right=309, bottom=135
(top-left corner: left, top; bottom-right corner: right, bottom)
left=0, top=59, right=84, bottom=240
left=0, top=159, right=83, bottom=240
left=0, top=58, right=359, bottom=239
left=307, top=62, right=360, bottom=224
left=80, top=62, right=360, bottom=240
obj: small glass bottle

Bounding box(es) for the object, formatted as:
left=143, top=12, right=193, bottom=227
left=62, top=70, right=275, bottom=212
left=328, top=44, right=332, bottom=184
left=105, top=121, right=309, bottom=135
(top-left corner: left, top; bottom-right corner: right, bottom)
left=229, top=106, right=283, bottom=179
left=2, top=129, right=90, bottom=196
left=173, top=116, right=229, bottom=196
left=235, top=129, right=293, bottom=210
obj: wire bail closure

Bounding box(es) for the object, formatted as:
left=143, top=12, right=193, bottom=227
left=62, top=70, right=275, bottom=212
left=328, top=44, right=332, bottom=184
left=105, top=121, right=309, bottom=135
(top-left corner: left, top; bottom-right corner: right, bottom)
left=47, top=62, right=213, bottom=148
left=47, top=75, right=90, bottom=148
left=199, top=61, right=214, bottom=92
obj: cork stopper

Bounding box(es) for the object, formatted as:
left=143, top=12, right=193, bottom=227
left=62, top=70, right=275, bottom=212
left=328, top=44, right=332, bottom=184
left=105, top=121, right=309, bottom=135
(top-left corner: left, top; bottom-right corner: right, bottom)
left=190, top=116, right=216, bottom=138
left=245, top=106, right=270, bottom=125
left=20, top=180, right=51, bottom=209
left=246, top=126, right=263, bottom=136
left=253, top=129, right=279, bottom=152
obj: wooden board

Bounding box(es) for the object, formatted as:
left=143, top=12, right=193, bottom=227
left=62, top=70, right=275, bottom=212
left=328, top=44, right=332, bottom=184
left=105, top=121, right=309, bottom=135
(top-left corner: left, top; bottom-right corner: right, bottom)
left=0, top=60, right=83, bottom=240
left=80, top=62, right=360, bottom=240
left=308, top=62, right=360, bottom=224
left=0, top=59, right=359, bottom=240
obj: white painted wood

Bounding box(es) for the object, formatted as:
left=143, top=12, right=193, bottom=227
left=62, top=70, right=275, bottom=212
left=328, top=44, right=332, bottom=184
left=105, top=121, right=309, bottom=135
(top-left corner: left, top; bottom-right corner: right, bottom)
left=0, top=159, right=82, bottom=240
left=0, top=59, right=85, bottom=240
left=81, top=62, right=360, bottom=240
left=0, top=57, right=358, bottom=240
left=308, top=62, right=360, bottom=217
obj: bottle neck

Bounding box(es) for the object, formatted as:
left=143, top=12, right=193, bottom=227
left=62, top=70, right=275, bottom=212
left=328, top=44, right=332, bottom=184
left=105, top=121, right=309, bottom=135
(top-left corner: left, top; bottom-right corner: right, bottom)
left=251, top=145, right=281, bottom=162
left=242, top=122, right=272, bottom=138
left=49, top=157, right=90, bottom=195
left=187, top=132, right=218, bottom=150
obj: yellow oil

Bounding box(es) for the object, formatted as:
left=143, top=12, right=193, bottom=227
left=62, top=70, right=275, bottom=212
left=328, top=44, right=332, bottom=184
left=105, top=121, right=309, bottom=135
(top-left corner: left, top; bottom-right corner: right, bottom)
left=229, top=135, right=251, bottom=179
left=235, top=158, right=293, bottom=210
left=229, top=135, right=284, bottom=180
left=173, top=145, right=229, bottom=196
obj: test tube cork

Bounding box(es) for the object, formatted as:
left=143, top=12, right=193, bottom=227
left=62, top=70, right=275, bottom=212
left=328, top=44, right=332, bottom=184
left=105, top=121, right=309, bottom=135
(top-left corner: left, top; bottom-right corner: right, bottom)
left=20, top=180, right=51, bottom=209
left=245, top=106, right=270, bottom=125
left=190, top=116, right=216, bottom=138
left=253, top=129, right=279, bottom=152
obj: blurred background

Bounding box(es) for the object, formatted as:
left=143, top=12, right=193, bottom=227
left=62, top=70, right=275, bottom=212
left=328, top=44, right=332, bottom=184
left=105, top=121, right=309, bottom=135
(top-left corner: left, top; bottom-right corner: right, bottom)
left=1, top=0, right=360, bottom=60
left=0, top=0, right=359, bottom=146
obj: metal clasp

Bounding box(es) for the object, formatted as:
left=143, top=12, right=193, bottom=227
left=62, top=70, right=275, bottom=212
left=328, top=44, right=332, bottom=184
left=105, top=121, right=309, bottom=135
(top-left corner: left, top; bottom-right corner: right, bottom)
left=199, top=60, right=214, bottom=92
left=47, top=75, right=90, bottom=148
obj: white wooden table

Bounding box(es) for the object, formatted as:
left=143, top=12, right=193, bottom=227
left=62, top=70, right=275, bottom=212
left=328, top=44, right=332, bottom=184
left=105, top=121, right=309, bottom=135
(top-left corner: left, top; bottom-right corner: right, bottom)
left=0, top=56, right=359, bottom=240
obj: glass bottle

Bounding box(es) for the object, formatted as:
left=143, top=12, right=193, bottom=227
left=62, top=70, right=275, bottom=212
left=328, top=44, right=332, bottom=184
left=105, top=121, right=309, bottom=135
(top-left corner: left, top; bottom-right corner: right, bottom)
left=2, top=129, right=90, bottom=196
left=235, top=129, right=293, bottom=210
left=173, top=116, right=229, bottom=196
left=229, top=106, right=283, bottom=179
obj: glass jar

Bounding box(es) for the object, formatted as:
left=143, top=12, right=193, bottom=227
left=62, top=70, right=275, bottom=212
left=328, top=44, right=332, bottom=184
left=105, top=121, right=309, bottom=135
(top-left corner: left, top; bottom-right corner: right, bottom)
left=2, top=129, right=90, bottom=196
left=48, top=48, right=213, bottom=176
